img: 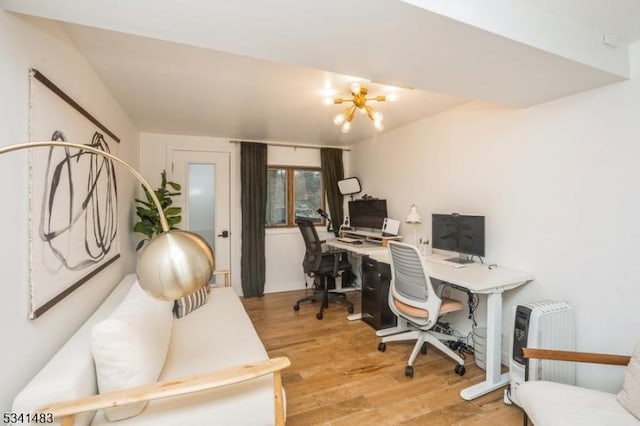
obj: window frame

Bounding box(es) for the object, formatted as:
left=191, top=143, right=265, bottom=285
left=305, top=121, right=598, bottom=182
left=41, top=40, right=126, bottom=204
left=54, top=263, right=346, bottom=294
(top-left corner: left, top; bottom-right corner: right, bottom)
left=266, top=165, right=325, bottom=228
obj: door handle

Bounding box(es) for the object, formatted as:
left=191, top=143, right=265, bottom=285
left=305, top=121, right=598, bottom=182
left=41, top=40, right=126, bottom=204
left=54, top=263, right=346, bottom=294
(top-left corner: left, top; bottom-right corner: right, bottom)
left=217, top=230, right=229, bottom=238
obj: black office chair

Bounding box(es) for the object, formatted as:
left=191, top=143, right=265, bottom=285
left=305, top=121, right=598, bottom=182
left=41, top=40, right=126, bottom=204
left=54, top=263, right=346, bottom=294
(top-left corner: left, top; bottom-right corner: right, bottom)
left=293, top=218, right=354, bottom=320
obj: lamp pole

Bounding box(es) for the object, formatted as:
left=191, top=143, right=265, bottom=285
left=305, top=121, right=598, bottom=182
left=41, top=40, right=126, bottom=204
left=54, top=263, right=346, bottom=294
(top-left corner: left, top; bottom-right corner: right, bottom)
left=0, top=140, right=213, bottom=300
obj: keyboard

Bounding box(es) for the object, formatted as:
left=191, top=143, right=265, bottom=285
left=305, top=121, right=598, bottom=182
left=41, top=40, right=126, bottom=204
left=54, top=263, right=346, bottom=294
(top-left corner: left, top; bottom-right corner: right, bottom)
left=337, top=237, right=364, bottom=244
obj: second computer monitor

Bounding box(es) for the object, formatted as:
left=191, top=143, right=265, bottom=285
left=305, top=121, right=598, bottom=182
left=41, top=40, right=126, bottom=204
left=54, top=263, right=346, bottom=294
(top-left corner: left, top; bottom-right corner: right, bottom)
left=432, top=213, right=485, bottom=260
left=348, top=199, right=387, bottom=230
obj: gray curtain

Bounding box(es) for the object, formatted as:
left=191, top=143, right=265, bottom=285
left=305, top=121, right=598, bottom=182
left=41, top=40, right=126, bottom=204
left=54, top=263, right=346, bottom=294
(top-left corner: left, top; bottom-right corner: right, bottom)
left=320, top=148, right=345, bottom=234
left=241, top=142, right=267, bottom=297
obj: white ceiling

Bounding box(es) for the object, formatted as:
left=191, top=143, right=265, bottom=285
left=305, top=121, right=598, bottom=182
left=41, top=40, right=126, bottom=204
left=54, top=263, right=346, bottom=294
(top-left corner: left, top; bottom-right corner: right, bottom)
left=2, top=0, right=639, bottom=146
left=61, top=24, right=467, bottom=146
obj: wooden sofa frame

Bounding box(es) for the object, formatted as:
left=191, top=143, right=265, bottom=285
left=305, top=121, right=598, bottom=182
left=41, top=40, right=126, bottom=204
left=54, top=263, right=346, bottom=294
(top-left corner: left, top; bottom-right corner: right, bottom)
left=38, top=357, right=290, bottom=426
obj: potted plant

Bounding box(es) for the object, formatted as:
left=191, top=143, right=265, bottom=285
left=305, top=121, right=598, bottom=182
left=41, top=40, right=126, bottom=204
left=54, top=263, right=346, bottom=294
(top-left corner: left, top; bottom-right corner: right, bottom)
left=133, top=170, right=182, bottom=250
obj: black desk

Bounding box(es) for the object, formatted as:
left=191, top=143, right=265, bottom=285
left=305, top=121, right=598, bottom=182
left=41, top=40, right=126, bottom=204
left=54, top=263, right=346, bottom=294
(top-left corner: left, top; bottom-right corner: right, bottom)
left=361, top=257, right=396, bottom=330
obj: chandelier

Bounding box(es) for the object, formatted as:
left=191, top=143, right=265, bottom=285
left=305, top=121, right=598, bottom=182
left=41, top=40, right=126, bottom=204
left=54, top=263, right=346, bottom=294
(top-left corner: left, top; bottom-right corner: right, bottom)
left=323, top=82, right=399, bottom=133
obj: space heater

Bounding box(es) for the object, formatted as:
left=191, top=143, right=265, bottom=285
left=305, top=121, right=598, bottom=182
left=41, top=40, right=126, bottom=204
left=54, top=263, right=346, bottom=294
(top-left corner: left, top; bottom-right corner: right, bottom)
left=506, top=300, right=575, bottom=406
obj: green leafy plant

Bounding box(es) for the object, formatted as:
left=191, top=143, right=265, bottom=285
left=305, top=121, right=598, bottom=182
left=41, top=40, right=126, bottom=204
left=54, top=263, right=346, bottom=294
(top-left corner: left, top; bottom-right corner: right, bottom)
left=133, top=170, right=182, bottom=250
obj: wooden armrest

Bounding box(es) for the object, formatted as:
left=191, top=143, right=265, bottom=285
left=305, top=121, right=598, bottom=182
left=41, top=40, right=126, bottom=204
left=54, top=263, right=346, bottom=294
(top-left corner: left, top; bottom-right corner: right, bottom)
left=523, top=348, right=630, bottom=366
left=37, top=357, right=290, bottom=426
left=212, top=269, right=231, bottom=287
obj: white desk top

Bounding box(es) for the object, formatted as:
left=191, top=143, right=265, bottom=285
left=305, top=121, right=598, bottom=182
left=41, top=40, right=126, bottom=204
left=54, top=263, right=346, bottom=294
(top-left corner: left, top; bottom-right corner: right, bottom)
left=326, top=239, right=388, bottom=256
left=369, top=252, right=534, bottom=294
left=328, top=237, right=534, bottom=294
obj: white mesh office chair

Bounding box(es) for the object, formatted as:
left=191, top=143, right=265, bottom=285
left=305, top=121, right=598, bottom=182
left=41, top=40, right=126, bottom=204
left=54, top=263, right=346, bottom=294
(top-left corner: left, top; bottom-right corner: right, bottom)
left=377, top=241, right=466, bottom=377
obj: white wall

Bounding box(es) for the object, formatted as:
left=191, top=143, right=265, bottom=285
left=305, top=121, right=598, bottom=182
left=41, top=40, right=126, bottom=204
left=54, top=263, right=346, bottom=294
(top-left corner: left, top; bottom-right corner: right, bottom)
left=350, top=41, right=640, bottom=393
left=0, top=12, right=139, bottom=410
left=139, top=134, right=351, bottom=295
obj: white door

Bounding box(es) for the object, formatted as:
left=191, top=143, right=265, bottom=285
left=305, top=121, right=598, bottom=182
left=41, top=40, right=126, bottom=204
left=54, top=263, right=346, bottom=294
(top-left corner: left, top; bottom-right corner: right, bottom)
left=170, top=150, right=230, bottom=286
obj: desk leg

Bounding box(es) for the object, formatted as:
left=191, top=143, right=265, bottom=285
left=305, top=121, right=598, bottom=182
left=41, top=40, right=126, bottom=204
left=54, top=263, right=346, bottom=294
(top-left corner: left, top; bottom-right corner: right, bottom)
left=347, top=313, right=362, bottom=321
left=460, top=291, right=510, bottom=400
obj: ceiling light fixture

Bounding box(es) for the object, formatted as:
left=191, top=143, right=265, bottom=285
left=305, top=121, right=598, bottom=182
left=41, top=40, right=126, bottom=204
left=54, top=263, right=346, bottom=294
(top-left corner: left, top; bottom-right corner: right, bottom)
left=323, top=83, right=399, bottom=133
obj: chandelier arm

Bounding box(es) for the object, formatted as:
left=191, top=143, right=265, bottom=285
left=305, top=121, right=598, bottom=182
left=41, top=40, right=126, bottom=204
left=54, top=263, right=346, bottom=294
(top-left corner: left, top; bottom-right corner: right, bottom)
left=365, top=105, right=375, bottom=121
left=346, top=105, right=356, bottom=122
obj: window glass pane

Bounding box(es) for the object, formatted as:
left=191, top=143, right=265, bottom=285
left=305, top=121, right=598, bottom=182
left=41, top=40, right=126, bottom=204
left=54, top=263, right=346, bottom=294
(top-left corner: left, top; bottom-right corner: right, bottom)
left=293, top=169, right=322, bottom=222
left=266, top=169, right=287, bottom=226
left=187, top=163, right=216, bottom=250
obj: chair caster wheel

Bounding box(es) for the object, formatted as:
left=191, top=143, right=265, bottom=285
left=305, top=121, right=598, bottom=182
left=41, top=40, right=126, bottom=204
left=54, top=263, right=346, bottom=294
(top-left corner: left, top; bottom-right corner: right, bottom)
left=405, top=365, right=414, bottom=378
left=455, top=364, right=466, bottom=376
left=293, top=305, right=299, bottom=311
left=347, top=306, right=354, bottom=314
left=449, top=341, right=461, bottom=350
left=377, top=342, right=386, bottom=352
left=316, top=312, right=323, bottom=320
left=421, top=343, right=428, bottom=355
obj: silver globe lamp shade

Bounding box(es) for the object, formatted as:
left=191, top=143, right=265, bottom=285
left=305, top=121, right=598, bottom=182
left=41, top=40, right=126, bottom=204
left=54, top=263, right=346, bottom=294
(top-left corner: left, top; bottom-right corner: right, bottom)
left=0, top=141, right=214, bottom=300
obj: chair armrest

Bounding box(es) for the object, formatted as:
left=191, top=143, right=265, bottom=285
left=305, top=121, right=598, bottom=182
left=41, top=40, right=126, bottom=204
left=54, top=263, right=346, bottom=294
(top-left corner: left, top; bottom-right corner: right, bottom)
left=212, top=269, right=231, bottom=287
left=37, top=357, right=291, bottom=426
left=523, top=348, right=630, bottom=366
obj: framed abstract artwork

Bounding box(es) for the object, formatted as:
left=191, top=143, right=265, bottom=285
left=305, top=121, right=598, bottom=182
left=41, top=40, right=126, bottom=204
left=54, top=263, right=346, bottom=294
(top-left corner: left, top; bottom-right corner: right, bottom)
left=28, top=69, right=120, bottom=319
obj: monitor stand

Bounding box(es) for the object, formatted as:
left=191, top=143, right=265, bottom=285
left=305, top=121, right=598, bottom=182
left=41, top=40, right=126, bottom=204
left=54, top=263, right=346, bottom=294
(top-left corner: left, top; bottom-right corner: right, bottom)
left=445, top=253, right=474, bottom=264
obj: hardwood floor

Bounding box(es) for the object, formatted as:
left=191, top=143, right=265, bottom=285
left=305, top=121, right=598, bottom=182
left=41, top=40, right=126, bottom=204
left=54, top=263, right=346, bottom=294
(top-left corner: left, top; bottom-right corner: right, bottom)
left=242, top=289, right=524, bottom=425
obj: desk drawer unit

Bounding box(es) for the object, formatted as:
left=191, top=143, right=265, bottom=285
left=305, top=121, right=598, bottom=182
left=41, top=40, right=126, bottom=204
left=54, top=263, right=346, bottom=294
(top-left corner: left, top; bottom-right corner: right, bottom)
left=361, top=257, right=396, bottom=330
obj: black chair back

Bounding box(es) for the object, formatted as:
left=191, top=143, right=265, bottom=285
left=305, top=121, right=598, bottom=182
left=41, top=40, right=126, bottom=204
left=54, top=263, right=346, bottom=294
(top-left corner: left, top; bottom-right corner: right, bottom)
left=296, top=219, right=323, bottom=273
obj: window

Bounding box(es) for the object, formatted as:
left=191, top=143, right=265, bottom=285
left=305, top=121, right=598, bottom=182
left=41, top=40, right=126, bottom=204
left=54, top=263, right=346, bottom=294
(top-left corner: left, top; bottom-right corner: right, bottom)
left=266, top=166, right=324, bottom=227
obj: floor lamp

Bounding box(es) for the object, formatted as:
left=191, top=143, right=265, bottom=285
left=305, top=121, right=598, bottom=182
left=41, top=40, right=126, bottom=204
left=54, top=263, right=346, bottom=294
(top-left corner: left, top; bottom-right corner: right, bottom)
left=0, top=140, right=214, bottom=300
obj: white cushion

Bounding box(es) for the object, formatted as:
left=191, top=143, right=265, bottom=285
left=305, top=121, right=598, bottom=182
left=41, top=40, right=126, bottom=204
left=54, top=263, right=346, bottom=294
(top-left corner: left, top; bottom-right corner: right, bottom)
left=618, top=343, right=640, bottom=420
left=91, top=280, right=173, bottom=421
left=517, top=380, right=640, bottom=426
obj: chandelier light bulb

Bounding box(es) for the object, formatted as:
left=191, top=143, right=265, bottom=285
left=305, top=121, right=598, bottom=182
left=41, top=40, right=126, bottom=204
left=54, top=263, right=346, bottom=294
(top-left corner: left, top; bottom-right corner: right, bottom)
left=373, top=111, right=384, bottom=122
left=374, top=120, right=384, bottom=131
left=333, top=113, right=346, bottom=126
left=350, top=82, right=361, bottom=95
left=358, top=107, right=366, bottom=115
left=341, top=121, right=351, bottom=133
left=386, top=92, right=400, bottom=102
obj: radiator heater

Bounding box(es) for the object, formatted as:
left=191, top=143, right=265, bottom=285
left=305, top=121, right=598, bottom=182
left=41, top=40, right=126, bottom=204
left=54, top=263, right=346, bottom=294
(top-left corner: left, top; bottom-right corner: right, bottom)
left=506, top=300, right=575, bottom=406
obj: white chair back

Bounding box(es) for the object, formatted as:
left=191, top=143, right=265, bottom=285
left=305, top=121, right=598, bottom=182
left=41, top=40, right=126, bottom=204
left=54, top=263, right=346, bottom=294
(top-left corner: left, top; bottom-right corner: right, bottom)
left=387, top=241, right=442, bottom=328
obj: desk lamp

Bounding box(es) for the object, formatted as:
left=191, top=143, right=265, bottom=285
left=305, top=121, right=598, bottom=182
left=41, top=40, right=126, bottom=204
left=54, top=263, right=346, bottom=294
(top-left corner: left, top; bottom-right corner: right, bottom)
left=0, top=141, right=214, bottom=301
left=405, top=204, right=422, bottom=247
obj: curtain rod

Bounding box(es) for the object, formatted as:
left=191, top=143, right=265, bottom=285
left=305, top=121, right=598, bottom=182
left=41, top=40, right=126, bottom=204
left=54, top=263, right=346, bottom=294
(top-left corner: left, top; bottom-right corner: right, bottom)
left=230, top=140, right=351, bottom=152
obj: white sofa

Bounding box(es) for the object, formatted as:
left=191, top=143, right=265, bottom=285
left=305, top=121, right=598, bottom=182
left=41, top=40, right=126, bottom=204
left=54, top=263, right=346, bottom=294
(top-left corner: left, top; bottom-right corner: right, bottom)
left=13, top=274, right=288, bottom=426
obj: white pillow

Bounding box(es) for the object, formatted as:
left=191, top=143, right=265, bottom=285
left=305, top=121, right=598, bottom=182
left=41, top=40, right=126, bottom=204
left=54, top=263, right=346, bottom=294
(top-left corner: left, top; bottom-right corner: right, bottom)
left=91, top=280, right=174, bottom=421
left=618, top=342, right=640, bottom=420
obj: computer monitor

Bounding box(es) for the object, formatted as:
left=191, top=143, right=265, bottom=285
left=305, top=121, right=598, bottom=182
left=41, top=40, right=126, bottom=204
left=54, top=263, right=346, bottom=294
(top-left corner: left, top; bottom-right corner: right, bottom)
left=348, top=199, right=387, bottom=230
left=432, top=213, right=485, bottom=263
